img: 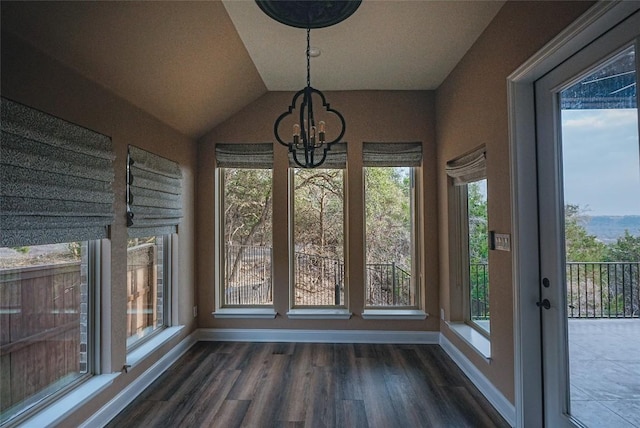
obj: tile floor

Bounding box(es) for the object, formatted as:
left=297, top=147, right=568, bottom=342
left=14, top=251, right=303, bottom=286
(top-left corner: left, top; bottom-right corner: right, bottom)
left=569, top=319, right=640, bottom=427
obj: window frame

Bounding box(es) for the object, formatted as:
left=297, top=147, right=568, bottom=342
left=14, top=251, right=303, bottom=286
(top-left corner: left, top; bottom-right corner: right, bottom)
left=454, top=177, right=491, bottom=339
left=125, top=234, right=172, bottom=352
left=288, top=167, right=348, bottom=310
left=362, top=165, right=422, bottom=310
left=0, top=239, right=101, bottom=426
left=214, top=167, right=275, bottom=310
left=446, top=147, right=490, bottom=337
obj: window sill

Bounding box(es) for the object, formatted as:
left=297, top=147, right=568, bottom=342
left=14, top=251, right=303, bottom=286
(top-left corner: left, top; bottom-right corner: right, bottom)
left=127, top=325, right=185, bottom=368
left=286, top=309, right=352, bottom=320
left=446, top=321, right=491, bottom=361
left=361, top=309, right=428, bottom=320
left=212, top=308, right=277, bottom=319
left=19, top=373, right=120, bottom=427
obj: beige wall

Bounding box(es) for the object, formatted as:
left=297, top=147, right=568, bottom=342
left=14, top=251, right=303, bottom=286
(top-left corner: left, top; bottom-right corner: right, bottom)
left=198, top=90, right=440, bottom=331
left=435, top=1, right=594, bottom=403
left=1, top=32, right=198, bottom=425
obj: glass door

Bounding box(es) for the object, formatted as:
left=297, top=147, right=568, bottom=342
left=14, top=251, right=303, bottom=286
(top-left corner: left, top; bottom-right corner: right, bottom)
left=535, top=13, right=640, bottom=428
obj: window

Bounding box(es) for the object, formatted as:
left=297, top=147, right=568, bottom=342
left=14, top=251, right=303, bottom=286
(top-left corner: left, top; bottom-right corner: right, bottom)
left=215, top=144, right=274, bottom=309
left=466, top=179, right=489, bottom=333
left=126, top=235, right=170, bottom=348
left=0, top=241, right=96, bottom=424
left=126, top=145, right=182, bottom=345
left=0, top=97, right=114, bottom=423
left=363, top=143, right=422, bottom=309
left=446, top=148, right=490, bottom=336
left=291, top=168, right=345, bottom=307
left=219, top=168, right=273, bottom=306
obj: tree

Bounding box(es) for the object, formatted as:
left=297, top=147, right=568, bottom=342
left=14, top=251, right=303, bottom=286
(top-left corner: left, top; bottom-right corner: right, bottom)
left=294, top=168, right=344, bottom=258
left=605, top=230, right=640, bottom=262
left=467, top=181, right=488, bottom=265
left=604, top=230, right=640, bottom=315
left=564, top=204, right=607, bottom=262
left=223, top=168, right=273, bottom=283
left=364, top=166, right=411, bottom=267
left=467, top=180, right=489, bottom=319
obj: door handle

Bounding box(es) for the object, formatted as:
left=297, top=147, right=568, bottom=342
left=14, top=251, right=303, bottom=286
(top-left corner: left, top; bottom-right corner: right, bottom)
left=536, top=299, right=551, bottom=310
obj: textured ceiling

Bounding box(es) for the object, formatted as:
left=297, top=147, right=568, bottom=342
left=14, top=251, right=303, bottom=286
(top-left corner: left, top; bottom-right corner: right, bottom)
left=1, top=1, right=504, bottom=139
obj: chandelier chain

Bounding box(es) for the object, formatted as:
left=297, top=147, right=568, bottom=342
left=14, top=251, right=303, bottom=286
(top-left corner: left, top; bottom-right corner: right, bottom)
left=306, top=28, right=311, bottom=88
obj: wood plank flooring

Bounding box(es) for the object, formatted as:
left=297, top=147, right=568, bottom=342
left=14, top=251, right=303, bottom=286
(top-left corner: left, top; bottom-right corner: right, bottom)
left=107, top=342, right=509, bottom=428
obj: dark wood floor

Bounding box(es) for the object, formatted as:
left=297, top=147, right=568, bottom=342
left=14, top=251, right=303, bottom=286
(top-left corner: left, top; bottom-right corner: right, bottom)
left=107, top=342, right=509, bottom=428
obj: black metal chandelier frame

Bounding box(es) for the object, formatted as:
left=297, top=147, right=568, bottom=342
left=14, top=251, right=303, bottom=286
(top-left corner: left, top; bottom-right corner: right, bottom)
left=256, top=0, right=361, bottom=168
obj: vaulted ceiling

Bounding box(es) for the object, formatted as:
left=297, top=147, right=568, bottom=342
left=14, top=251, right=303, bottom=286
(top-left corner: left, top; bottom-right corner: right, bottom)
left=1, top=1, right=504, bottom=139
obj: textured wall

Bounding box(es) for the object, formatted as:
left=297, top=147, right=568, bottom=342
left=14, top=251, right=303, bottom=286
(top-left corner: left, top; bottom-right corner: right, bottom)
left=1, top=32, right=198, bottom=425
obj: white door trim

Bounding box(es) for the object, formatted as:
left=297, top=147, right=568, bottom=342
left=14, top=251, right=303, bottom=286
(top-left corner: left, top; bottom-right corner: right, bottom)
left=507, top=1, right=640, bottom=427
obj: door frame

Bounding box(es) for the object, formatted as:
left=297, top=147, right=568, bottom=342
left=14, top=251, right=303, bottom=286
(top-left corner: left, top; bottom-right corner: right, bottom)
left=507, top=1, right=640, bottom=427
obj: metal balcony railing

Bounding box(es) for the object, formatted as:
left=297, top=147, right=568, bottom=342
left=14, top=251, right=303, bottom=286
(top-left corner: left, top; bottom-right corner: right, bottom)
left=468, top=261, right=640, bottom=319
left=470, top=263, right=490, bottom=320
left=365, top=263, right=412, bottom=306
left=567, top=262, right=639, bottom=318
left=224, top=245, right=413, bottom=306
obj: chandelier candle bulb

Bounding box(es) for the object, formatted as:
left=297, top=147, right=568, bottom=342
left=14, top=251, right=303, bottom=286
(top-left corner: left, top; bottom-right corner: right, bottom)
left=293, top=124, right=300, bottom=146
left=319, top=121, right=326, bottom=143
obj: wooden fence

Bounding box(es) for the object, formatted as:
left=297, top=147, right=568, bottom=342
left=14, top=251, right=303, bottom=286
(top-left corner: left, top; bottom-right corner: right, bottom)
left=0, top=262, right=83, bottom=414
left=126, top=243, right=158, bottom=340
left=0, top=243, right=157, bottom=416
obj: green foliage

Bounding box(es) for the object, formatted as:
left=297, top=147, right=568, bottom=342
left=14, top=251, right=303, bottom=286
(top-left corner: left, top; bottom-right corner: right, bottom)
left=224, top=168, right=273, bottom=247
left=564, top=204, right=607, bottom=262
left=605, top=230, right=640, bottom=262
left=467, top=180, right=489, bottom=320
left=67, top=242, right=82, bottom=259
left=467, top=181, right=488, bottom=264
left=364, top=167, right=411, bottom=267
left=12, top=246, right=30, bottom=254
left=294, top=168, right=344, bottom=258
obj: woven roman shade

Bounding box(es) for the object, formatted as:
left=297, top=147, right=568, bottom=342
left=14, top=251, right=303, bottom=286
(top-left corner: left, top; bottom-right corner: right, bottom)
left=127, top=145, right=182, bottom=238
left=215, top=143, right=273, bottom=169
left=289, top=143, right=347, bottom=169
left=1, top=97, right=115, bottom=247
left=445, top=147, right=487, bottom=185
left=362, top=142, right=423, bottom=167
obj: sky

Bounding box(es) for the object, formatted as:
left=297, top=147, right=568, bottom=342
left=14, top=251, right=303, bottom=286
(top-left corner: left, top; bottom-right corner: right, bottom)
left=561, top=108, right=640, bottom=216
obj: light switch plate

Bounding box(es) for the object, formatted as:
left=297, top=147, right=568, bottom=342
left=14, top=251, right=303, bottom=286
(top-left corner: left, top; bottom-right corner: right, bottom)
left=493, top=233, right=511, bottom=251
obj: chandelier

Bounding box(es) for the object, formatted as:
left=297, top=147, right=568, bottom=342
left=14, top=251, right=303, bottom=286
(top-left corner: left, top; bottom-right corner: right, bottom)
left=256, top=1, right=361, bottom=168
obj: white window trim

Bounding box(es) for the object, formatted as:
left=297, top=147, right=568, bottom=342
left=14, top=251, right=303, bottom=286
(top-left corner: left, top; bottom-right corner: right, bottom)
left=286, top=308, right=352, bottom=319
left=212, top=307, right=277, bottom=319
left=361, top=309, right=428, bottom=320
left=446, top=321, right=492, bottom=360
left=126, top=325, right=185, bottom=368
left=17, top=373, right=120, bottom=428
left=447, top=153, right=491, bottom=355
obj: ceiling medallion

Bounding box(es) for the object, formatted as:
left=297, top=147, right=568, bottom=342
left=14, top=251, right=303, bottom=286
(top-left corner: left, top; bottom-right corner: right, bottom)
left=256, top=1, right=361, bottom=29
left=256, top=0, right=362, bottom=168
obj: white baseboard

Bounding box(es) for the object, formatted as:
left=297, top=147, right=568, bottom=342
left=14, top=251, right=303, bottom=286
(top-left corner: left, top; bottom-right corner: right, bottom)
left=79, top=331, right=198, bottom=428
left=439, top=334, right=516, bottom=427
left=197, top=328, right=440, bottom=344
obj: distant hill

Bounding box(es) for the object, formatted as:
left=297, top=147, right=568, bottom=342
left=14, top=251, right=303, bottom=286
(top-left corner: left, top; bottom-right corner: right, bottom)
left=584, top=215, right=640, bottom=243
